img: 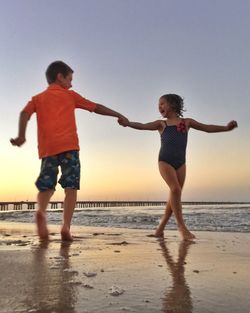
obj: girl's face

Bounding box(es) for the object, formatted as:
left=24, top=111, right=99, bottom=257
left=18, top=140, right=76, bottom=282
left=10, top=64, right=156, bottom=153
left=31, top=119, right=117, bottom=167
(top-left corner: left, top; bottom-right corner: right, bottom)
left=158, top=97, right=172, bottom=118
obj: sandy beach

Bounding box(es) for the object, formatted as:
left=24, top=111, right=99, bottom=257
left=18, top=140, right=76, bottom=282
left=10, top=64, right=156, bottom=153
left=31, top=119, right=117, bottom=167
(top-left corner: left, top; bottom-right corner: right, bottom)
left=0, top=222, right=249, bottom=313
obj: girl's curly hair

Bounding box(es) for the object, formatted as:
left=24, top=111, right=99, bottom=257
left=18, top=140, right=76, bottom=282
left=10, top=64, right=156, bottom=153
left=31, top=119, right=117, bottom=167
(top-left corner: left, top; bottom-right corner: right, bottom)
left=161, top=94, right=185, bottom=117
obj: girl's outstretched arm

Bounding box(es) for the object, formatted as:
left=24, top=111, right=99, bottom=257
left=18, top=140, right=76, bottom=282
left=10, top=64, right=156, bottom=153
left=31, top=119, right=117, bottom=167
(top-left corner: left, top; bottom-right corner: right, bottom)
left=119, top=119, right=163, bottom=131
left=187, top=118, right=238, bottom=133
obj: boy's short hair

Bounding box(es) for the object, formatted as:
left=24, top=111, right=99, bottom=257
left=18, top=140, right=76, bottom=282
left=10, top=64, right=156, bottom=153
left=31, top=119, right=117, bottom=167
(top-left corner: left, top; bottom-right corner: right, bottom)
left=161, top=94, right=185, bottom=117
left=46, top=61, right=74, bottom=84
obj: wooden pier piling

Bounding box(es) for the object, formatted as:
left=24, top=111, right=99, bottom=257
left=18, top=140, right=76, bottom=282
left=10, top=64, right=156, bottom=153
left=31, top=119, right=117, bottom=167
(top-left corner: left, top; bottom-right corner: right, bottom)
left=0, top=200, right=166, bottom=211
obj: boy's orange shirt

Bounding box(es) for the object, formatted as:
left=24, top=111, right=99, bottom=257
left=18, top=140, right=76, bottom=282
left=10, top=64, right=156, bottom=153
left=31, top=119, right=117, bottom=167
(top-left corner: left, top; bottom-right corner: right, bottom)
left=23, top=84, right=97, bottom=159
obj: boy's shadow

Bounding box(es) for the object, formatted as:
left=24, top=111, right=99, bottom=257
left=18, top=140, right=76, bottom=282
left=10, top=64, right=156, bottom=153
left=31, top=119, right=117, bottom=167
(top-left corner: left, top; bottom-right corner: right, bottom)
left=159, top=239, right=193, bottom=313
left=26, top=240, right=77, bottom=313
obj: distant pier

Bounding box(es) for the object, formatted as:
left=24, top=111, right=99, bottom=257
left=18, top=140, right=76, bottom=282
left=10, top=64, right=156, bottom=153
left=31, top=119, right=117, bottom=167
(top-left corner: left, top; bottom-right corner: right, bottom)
left=0, top=201, right=166, bottom=211
left=0, top=201, right=248, bottom=211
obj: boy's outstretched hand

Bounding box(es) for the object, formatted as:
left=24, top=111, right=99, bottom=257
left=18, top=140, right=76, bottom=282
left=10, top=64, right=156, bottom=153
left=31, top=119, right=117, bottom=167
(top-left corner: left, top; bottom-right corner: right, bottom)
left=227, top=120, right=238, bottom=131
left=10, top=137, right=26, bottom=146
left=118, top=117, right=129, bottom=127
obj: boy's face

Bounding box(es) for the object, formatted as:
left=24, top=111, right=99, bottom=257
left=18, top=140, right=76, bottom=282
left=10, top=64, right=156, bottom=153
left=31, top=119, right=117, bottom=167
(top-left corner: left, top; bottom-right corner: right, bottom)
left=57, top=72, right=73, bottom=89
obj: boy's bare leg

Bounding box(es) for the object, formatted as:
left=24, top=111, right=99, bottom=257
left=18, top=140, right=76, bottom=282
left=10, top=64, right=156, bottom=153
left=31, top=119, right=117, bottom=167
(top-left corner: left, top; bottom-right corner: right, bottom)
left=36, top=189, right=54, bottom=240
left=158, top=162, right=195, bottom=240
left=61, top=188, right=77, bottom=241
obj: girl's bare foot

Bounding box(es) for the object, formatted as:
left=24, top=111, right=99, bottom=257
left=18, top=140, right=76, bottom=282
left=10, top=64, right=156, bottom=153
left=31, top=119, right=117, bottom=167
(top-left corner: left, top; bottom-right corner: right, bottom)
left=154, top=229, right=164, bottom=238
left=178, top=226, right=195, bottom=241
left=61, top=225, right=73, bottom=241
left=147, top=233, right=164, bottom=238
left=36, top=210, right=49, bottom=240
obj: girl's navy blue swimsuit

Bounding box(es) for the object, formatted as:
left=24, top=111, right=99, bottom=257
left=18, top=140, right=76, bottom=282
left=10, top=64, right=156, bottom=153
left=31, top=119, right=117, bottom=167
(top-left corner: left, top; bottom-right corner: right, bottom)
left=158, top=122, right=188, bottom=170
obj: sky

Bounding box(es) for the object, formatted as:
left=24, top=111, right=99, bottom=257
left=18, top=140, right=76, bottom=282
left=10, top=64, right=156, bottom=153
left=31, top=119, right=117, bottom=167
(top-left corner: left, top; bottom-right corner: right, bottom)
left=0, top=0, right=249, bottom=202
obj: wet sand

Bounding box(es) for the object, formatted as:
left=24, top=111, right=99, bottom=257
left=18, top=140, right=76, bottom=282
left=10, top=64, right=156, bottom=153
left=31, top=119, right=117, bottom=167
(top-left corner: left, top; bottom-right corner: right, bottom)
left=0, top=221, right=249, bottom=313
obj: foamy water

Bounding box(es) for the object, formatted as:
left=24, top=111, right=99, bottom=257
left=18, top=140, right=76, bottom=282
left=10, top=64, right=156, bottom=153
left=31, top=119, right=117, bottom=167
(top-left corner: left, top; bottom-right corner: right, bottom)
left=1, top=203, right=250, bottom=233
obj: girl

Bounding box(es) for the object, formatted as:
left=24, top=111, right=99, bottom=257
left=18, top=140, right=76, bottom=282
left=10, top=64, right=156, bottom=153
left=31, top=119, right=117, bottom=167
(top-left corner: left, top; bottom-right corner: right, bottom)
left=119, top=94, right=238, bottom=240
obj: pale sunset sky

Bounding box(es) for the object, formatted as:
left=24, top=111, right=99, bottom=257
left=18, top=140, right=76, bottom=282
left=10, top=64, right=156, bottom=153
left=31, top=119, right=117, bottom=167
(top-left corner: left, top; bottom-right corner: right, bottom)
left=0, top=0, right=249, bottom=202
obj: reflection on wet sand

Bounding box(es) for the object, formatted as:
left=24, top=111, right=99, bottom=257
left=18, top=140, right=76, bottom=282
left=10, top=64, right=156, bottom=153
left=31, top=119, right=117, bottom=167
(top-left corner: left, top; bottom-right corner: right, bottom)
left=24, top=241, right=77, bottom=313
left=159, top=240, right=193, bottom=313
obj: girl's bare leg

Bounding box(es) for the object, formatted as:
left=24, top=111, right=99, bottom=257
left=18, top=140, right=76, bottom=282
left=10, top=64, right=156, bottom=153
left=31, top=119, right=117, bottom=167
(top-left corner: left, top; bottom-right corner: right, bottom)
left=36, top=189, right=54, bottom=240
left=158, top=162, right=195, bottom=240
left=155, top=201, right=172, bottom=237
left=155, top=163, right=186, bottom=237
left=61, top=188, right=77, bottom=241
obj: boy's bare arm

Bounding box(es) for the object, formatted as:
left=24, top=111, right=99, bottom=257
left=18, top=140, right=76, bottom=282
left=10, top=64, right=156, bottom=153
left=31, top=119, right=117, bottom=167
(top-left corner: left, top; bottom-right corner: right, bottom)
left=94, top=104, right=128, bottom=123
left=10, top=111, right=29, bottom=146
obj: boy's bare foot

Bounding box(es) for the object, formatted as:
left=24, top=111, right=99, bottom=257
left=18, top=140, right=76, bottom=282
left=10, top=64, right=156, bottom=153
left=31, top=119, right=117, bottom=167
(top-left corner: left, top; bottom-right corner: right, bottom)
left=36, top=210, right=49, bottom=240
left=178, top=226, right=195, bottom=241
left=61, top=225, right=73, bottom=241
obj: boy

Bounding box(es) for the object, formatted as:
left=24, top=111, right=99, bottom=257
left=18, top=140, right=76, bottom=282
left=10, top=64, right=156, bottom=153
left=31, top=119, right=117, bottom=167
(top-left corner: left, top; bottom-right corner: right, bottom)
left=11, top=60, right=128, bottom=241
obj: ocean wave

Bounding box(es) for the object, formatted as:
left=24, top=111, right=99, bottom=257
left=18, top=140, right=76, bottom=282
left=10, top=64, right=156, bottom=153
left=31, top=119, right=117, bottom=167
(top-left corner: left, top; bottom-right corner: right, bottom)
left=0, top=205, right=250, bottom=233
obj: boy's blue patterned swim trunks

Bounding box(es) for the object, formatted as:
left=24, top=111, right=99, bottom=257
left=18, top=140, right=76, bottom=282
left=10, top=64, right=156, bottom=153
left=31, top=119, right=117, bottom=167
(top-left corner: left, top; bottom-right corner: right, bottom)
left=35, top=150, right=80, bottom=191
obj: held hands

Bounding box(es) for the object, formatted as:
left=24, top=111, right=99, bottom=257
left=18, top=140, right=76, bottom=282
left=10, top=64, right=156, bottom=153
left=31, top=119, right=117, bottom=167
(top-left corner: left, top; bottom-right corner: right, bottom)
left=226, top=120, right=238, bottom=131
left=10, top=137, right=26, bottom=147
left=118, top=116, right=130, bottom=127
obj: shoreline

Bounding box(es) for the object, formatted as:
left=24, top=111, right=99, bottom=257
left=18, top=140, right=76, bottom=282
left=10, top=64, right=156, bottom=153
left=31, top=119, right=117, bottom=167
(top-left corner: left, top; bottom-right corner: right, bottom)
left=0, top=222, right=250, bottom=313
left=0, top=219, right=249, bottom=234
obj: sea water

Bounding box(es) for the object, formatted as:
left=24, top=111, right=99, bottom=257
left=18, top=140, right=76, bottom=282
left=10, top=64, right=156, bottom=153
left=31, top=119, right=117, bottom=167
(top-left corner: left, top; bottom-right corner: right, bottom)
left=0, top=203, right=250, bottom=233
